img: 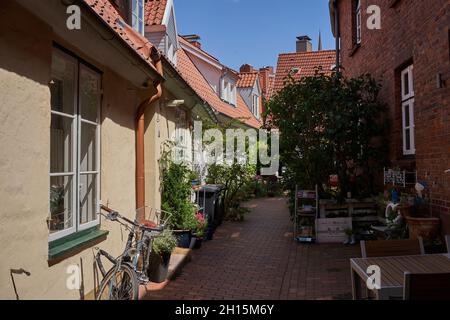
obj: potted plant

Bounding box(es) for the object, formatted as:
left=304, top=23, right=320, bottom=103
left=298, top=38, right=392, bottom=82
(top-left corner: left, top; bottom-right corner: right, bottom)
left=397, top=192, right=414, bottom=217
left=404, top=183, right=441, bottom=240
left=161, top=160, right=197, bottom=248
left=147, top=229, right=177, bottom=283
left=343, top=228, right=356, bottom=245
left=49, top=185, right=66, bottom=231
left=192, top=212, right=208, bottom=249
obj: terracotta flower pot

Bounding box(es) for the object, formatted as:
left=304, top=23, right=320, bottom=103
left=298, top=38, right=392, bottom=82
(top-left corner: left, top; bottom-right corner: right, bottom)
left=397, top=204, right=412, bottom=217
left=405, top=216, right=440, bottom=240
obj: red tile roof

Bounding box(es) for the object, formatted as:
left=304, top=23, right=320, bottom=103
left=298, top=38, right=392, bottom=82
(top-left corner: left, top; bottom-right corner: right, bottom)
left=176, top=47, right=261, bottom=129
left=274, top=50, right=336, bottom=93
left=265, top=76, right=275, bottom=100
left=237, top=72, right=258, bottom=88
left=145, top=0, right=168, bottom=26
left=83, top=0, right=160, bottom=76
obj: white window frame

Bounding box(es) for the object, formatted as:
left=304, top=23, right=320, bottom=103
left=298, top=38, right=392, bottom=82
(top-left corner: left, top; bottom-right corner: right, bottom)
left=175, top=109, right=188, bottom=162
left=252, top=94, right=260, bottom=117
left=49, top=48, right=101, bottom=242
left=131, top=0, right=145, bottom=35
left=355, top=0, right=362, bottom=44
left=401, top=65, right=415, bottom=155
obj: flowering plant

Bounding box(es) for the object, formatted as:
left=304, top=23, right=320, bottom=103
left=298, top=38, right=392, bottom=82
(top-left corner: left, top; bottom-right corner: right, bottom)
left=194, top=212, right=208, bottom=238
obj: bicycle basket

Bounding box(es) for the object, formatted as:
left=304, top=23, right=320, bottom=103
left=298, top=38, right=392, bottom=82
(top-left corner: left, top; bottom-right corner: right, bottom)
left=135, top=206, right=172, bottom=230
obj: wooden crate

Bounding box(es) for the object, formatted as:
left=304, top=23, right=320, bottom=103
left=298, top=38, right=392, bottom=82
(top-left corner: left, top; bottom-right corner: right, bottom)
left=316, top=217, right=353, bottom=243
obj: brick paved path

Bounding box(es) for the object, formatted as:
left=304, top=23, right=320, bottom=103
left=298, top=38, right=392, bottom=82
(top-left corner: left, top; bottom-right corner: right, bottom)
left=145, top=197, right=360, bottom=300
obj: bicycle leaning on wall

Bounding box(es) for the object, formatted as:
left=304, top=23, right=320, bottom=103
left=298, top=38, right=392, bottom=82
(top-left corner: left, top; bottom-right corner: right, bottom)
left=94, top=205, right=172, bottom=300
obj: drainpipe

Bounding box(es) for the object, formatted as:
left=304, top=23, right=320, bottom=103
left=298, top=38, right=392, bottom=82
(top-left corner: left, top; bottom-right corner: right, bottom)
left=333, top=0, right=341, bottom=73
left=136, top=47, right=163, bottom=218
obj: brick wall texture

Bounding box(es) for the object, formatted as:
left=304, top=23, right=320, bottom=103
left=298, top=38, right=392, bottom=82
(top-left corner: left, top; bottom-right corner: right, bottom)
left=336, top=0, right=450, bottom=233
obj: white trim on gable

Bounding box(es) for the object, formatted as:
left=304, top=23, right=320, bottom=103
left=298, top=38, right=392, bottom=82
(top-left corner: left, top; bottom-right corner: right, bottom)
left=181, top=42, right=224, bottom=71
left=162, top=0, right=179, bottom=50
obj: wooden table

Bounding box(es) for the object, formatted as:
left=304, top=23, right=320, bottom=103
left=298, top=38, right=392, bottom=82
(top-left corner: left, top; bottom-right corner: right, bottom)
left=350, top=254, right=450, bottom=300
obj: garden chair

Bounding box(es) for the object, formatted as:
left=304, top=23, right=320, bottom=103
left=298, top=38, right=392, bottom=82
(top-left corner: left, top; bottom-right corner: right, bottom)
left=360, top=238, right=425, bottom=258
left=359, top=238, right=425, bottom=300
left=403, top=272, right=450, bottom=300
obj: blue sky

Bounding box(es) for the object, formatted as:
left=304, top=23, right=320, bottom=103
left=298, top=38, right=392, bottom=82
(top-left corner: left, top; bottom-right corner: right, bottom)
left=174, top=0, right=334, bottom=70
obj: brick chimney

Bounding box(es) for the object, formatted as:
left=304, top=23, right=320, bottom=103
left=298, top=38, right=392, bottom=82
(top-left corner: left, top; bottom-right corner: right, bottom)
left=240, top=64, right=255, bottom=73
left=258, top=66, right=275, bottom=99
left=296, top=35, right=312, bottom=53
left=183, top=34, right=202, bottom=49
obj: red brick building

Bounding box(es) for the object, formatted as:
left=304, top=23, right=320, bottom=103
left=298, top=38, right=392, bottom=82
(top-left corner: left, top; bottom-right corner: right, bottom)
left=330, top=0, right=450, bottom=234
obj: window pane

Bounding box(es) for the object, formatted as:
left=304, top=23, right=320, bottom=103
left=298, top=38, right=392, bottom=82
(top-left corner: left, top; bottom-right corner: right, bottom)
left=80, top=67, right=100, bottom=123
left=51, top=114, right=73, bottom=173
left=51, top=52, right=76, bottom=115
left=403, top=72, right=410, bottom=96
left=139, top=1, right=144, bottom=19
left=80, top=122, right=97, bottom=172
left=132, top=14, right=137, bottom=28
left=79, top=174, right=98, bottom=224
left=404, top=103, right=410, bottom=127
left=405, top=129, right=411, bottom=151
left=50, top=175, right=74, bottom=233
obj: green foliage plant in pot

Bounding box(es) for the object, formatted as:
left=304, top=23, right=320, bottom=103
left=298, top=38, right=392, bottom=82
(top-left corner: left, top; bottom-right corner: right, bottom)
left=147, top=229, right=177, bottom=283
left=160, top=153, right=197, bottom=248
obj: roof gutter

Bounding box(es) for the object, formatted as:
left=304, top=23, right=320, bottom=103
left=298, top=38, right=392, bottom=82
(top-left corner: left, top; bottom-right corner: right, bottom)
left=79, top=0, right=164, bottom=83
left=136, top=47, right=163, bottom=218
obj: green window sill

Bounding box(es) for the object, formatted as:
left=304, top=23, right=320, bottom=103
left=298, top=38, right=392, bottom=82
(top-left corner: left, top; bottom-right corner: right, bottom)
left=48, top=227, right=109, bottom=263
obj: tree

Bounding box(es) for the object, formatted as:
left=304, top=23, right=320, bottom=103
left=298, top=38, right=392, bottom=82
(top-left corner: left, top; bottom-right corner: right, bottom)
left=266, top=71, right=388, bottom=202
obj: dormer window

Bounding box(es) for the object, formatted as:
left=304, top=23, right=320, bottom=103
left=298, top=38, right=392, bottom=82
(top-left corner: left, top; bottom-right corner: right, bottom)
left=252, top=94, right=260, bottom=118
left=131, top=0, right=144, bottom=35
left=221, top=78, right=237, bottom=106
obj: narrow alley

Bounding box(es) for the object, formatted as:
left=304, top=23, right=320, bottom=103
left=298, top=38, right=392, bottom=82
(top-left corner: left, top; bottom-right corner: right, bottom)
left=145, top=197, right=359, bottom=300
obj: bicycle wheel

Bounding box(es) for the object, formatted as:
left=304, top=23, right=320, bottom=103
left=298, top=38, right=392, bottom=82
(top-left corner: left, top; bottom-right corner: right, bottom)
left=96, top=263, right=139, bottom=300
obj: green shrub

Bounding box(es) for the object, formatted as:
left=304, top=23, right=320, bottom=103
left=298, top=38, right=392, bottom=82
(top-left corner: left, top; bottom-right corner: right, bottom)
left=266, top=72, right=388, bottom=203
left=161, top=160, right=197, bottom=230
left=152, top=229, right=177, bottom=255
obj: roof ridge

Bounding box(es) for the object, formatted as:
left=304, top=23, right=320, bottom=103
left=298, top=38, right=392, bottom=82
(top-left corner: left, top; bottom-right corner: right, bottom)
left=279, top=50, right=336, bottom=56
left=178, top=36, right=220, bottom=62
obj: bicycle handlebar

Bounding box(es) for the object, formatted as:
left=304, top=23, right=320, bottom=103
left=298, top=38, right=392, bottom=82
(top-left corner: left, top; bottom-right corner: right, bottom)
left=100, top=205, right=165, bottom=232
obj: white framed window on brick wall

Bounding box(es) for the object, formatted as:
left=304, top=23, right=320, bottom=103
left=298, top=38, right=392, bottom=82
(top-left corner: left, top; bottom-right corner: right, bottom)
left=401, top=65, right=415, bottom=155
left=355, top=0, right=362, bottom=44
left=49, top=48, right=101, bottom=242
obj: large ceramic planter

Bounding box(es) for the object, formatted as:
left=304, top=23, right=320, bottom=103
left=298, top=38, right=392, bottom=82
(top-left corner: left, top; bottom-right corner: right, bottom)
left=147, top=251, right=171, bottom=283
left=397, top=204, right=412, bottom=217
left=173, top=230, right=191, bottom=248
left=405, top=216, right=440, bottom=240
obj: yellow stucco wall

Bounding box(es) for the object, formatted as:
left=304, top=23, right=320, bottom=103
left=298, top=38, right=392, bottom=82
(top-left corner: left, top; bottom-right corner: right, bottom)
left=0, top=1, right=167, bottom=299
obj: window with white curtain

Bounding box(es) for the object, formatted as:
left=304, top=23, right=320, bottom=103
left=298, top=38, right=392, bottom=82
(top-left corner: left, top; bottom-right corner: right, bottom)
left=174, top=109, right=188, bottom=163
left=401, top=65, right=415, bottom=155
left=131, top=0, right=144, bottom=35
left=49, top=48, right=101, bottom=242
